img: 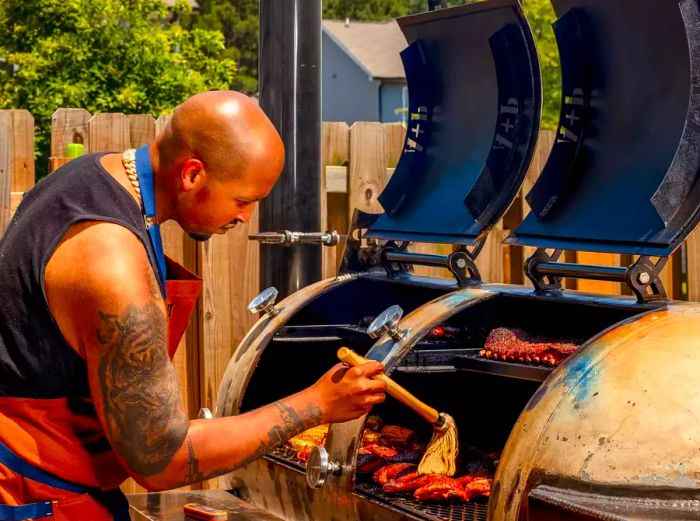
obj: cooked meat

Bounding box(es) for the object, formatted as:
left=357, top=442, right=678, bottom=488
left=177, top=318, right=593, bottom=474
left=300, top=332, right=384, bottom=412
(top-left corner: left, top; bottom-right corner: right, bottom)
left=372, top=463, right=417, bottom=485
left=382, top=473, right=453, bottom=493
left=286, top=424, right=328, bottom=451
left=456, top=475, right=480, bottom=487
left=414, top=480, right=470, bottom=502
left=465, top=478, right=492, bottom=497
left=296, top=446, right=312, bottom=464
left=362, top=430, right=382, bottom=446
left=356, top=453, right=384, bottom=474
left=481, top=327, right=578, bottom=366
left=380, top=425, right=416, bottom=448
left=364, top=444, right=399, bottom=460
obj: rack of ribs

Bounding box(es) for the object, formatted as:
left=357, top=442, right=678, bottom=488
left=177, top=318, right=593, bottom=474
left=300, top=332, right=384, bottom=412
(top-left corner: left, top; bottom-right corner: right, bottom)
left=480, top=327, right=578, bottom=366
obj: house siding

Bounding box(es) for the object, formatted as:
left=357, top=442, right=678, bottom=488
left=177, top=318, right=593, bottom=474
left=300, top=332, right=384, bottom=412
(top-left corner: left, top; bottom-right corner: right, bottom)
left=379, top=82, right=406, bottom=123
left=322, top=30, right=379, bottom=123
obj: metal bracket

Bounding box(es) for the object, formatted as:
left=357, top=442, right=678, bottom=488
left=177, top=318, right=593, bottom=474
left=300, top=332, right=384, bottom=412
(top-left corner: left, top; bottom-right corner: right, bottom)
left=379, top=238, right=484, bottom=286
left=525, top=248, right=668, bottom=303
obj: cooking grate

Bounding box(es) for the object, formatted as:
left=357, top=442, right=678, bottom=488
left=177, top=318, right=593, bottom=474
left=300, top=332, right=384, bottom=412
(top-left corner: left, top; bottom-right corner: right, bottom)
left=266, top=445, right=488, bottom=521
left=355, top=482, right=488, bottom=521
left=265, top=445, right=305, bottom=471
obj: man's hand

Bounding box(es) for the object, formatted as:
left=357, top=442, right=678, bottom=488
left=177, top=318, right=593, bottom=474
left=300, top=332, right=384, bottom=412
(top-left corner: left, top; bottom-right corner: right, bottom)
left=310, top=362, right=387, bottom=424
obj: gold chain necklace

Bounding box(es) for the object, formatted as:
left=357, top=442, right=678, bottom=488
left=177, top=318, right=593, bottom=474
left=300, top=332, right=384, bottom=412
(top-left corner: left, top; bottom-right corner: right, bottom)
left=122, top=149, right=141, bottom=198
left=122, top=149, right=156, bottom=228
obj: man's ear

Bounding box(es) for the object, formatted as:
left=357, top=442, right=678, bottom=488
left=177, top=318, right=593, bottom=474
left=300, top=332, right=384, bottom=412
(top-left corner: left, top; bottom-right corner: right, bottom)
left=180, top=159, right=206, bottom=192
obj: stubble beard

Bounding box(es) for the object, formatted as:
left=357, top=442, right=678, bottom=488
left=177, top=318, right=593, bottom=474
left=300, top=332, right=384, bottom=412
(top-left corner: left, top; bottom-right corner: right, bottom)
left=188, top=232, right=212, bottom=242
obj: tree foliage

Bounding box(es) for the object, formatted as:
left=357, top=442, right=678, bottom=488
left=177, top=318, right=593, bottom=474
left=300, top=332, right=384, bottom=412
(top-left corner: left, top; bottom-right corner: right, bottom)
left=183, top=0, right=257, bottom=93
left=521, top=0, right=561, bottom=130
left=0, top=0, right=236, bottom=177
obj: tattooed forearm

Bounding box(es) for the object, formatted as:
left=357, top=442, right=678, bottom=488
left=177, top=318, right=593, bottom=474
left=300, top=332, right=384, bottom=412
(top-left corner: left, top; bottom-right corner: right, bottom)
left=237, top=402, right=323, bottom=469
left=97, top=302, right=187, bottom=476
left=182, top=401, right=323, bottom=485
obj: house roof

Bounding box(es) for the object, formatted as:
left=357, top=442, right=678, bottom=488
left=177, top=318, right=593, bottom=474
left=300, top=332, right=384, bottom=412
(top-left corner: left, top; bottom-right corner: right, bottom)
left=323, top=20, right=407, bottom=80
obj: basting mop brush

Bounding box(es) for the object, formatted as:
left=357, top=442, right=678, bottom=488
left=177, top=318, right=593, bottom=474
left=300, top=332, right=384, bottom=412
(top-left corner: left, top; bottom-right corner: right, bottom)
left=337, top=347, right=458, bottom=476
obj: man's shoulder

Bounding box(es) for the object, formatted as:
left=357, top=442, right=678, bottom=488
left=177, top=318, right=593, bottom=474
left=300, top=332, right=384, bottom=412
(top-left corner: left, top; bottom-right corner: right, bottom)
left=48, top=221, right=153, bottom=295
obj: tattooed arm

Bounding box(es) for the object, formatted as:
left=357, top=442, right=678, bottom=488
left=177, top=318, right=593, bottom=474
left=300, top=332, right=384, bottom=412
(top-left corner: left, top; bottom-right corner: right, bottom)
left=45, top=222, right=386, bottom=490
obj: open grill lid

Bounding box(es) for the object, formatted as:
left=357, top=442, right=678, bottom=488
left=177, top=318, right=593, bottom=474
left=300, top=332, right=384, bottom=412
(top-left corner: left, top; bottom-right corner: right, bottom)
left=506, top=0, right=700, bottom=257
left=364, top=0, right=541, bottom=245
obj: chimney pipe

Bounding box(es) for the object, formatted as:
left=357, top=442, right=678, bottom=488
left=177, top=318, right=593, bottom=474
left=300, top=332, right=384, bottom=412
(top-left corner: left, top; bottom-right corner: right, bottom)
left=258, top=0, right=323, bottom=299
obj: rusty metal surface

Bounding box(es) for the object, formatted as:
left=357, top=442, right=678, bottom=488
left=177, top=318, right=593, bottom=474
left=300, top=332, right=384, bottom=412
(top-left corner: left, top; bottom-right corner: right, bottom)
left=127, top=490, right=283, bottom=521
left=490, top=302, right=700, bottom=520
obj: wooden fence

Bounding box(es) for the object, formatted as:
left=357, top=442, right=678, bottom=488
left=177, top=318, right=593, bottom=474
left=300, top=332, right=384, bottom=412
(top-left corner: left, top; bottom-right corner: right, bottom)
left=1, top=109, right=699, bottom=492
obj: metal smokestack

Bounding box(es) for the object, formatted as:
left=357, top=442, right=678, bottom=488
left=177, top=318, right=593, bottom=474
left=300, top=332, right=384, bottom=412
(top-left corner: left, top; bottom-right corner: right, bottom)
left=258, top=0, right=323, bottom=298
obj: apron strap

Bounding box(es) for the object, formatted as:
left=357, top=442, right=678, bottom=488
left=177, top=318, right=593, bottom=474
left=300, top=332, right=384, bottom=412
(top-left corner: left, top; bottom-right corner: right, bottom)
left=0, top=439, right=129, bottom=521
left=0, top=439, right=84, bottom=493
left=0, top=501, right=53, bottom=520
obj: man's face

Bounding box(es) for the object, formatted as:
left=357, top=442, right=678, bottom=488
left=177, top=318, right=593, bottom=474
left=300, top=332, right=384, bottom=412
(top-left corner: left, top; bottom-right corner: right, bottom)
left=175, top=166, right=279, bottom=241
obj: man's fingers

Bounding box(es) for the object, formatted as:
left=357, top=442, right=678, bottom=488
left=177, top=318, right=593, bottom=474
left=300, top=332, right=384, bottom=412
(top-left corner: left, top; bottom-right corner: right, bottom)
left=356, top=361, right=385, bottom=378
left=366, top=393, right=386, bottom=405
left=366, top=379, right=387, bottom=394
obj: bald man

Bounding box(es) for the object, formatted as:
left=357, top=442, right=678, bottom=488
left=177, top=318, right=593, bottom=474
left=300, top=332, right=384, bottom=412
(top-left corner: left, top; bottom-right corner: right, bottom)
left=0, top=91, right=385, bottom=521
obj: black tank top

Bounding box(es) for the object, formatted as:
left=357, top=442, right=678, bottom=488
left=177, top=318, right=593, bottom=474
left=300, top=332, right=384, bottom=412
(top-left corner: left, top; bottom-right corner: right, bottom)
left=0, top=153, right=161, bottom=398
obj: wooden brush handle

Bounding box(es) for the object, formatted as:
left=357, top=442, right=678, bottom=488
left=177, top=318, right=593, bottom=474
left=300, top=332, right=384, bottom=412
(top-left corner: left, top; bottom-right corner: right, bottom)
left=337, top=347, right=440, bottom=424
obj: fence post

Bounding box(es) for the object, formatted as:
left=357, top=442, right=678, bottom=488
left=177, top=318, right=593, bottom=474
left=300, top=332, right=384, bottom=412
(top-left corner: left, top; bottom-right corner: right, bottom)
left=0, top=110, right=35, bottom=233
left=51, top=108, right=90, bottom=159
left=88, top=113, right=130, bottom=152
left=348, top=122, right=389, bottom=217
left=322, top=121, right=350, bottom=278
left=128, top=114, right=156, bottom=149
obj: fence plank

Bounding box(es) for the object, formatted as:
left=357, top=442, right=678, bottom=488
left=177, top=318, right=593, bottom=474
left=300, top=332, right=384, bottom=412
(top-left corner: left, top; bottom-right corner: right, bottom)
left=348, top=122, right=389, bottom=217
left=0, top=110, right=35, bottom=233
left=199, top=208, right=259, bottom=490
left=384, top=123, right=406, bottom=168
left=503, top=130, right=555, bottom=285
left=155, top=115, right=172, bottom=136
left=5, top=110, right=34, bottom=192
left=0, top=113, right=11, bottom=233
left=88, top=113, right=130, bottom=152
left=322, top=122, right=350, bottom=278
left=687, top=231, right=700, bottom=301
left=128, top=114, right=156, bottom=148
left=51, top=108, right=90, bottom=157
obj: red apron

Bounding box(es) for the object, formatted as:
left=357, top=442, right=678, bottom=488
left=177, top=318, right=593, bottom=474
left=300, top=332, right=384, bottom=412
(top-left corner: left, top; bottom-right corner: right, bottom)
left=0, top=256, right=202, bottom=521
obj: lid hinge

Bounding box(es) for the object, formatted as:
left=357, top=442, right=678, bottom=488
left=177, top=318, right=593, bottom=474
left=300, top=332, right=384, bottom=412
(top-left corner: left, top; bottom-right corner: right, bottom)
left=379, top=239, right=484, bottom=286
left=525, top=248, right=668, bottom=303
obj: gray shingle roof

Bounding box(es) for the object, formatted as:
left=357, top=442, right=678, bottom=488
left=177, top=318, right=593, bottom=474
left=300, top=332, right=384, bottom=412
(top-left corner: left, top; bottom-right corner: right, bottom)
left=323, top=20, right=407, bottom=80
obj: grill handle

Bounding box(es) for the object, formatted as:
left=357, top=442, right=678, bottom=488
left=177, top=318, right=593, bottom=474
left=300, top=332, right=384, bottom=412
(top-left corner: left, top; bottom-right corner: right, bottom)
left=337, top=347, right=440, bottom=425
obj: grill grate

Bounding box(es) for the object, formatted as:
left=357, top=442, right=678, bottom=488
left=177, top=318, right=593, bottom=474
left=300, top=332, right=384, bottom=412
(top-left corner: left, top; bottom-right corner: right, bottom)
left=265, top=445, right=488, bottom=521
left=355, top=482, right=488, bottom=521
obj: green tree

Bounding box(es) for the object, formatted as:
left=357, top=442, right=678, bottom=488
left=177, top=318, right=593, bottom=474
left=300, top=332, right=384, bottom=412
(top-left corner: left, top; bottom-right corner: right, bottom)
left=521, top=0, right=561, bottom=130
left=0, top=0, right=236, bottom=177
left=183, top=0, right=257, bottom=93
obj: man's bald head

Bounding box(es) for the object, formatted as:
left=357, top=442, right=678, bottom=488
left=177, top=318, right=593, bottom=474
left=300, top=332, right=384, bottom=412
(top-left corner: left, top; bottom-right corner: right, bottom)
left=157, top=90, right=284, bottom=182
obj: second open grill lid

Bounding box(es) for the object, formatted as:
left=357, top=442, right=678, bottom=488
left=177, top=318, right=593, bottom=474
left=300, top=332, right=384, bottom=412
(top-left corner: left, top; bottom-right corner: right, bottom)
left=364, top=0, right=541, bottom=245
left=506, top=0, right=700, bottom=257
